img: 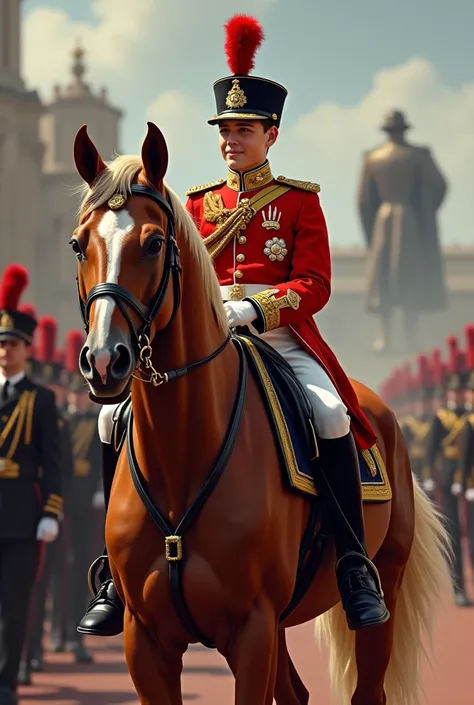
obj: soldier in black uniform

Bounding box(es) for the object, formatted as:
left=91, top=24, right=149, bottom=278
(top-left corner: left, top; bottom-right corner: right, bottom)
left=64, top=355, right=102, bottom=663
left=19, top=318, right=74, bottom=682
left=0, top=264, right=62, bottom=705
left=459, top=324, right=474, bottom=571
left=425, top=335, right=471, bottom=606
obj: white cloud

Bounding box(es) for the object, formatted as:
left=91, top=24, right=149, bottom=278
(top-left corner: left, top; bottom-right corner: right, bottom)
left=23, top=0, right=276, bottom=100
left=22, top=3, right=474, bottom=245
left=273, top=58, right=474, bottom=245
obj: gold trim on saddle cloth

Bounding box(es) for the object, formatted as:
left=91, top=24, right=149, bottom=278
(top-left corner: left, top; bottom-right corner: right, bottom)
left=239, top=337, right=392, bottom=502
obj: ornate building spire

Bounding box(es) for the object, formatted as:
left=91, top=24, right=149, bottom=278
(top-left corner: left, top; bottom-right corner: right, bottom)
left=65, top=41, right=91, bottom=97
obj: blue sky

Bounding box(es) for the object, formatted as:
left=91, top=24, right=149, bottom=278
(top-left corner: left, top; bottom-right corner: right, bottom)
left=22, top=0, right=474, bottom=245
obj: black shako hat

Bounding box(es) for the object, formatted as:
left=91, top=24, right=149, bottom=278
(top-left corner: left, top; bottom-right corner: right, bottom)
left=208, top=14, right=287, bottom=128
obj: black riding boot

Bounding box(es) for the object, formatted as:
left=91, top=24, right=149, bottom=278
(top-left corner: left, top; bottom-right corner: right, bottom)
left=77, top=441, right=124, bottom=637
left=317, top=433, right=390, bottom=630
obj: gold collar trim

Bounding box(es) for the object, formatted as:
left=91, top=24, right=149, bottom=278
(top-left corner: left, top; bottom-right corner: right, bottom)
left=227, top=162, right=274, bottom=192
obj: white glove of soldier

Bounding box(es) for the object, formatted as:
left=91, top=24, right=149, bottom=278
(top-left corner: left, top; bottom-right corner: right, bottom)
left=224, top=300, right=258, bottom=328
left=423, top=478, right=435, bottom=493
left=36, top=517, right=59, bottom=543
left=465, top=488, right=474, bottom=502
left=92, top=490, right=105, bottom=509
left=451, top=482, right=462, bottom=496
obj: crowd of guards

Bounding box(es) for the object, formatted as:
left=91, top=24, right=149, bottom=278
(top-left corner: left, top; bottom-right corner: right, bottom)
left=0, top=264, right=103, bottom=704
left=380, top=324, right=474, bottom=607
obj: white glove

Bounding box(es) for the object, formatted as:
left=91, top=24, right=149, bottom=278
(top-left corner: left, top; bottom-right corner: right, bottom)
left=36, top=517, right=59, bottom=543
left=224, top=300, right=258, bottom=328
left=92, top=490, right=105, bottom=509
left=466, top=488, right=474, bottom=502
left=423, top=478, right=435, bottom=493
left=451, top=482, right=462, bottom=496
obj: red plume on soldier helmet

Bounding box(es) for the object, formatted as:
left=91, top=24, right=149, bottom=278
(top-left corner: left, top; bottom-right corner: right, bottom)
left=447, top=335, right=458, bottom=372
left=38, top=316, right=57, bottom=363
left=465, top=323, right=474, bottom=369
left=66, top=330, right=85, bottom=374
left=18, top=303, right=37, bottom=320
left=224, top=15, right=264, bottom=75
left=0, top=264, right=29, bottom=310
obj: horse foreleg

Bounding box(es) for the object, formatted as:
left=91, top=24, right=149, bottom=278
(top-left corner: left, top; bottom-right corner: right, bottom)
left=274, top=629, right=309, bottom=705
left=123, top=608, right=184, bottom=705
left=226, top=600, right=279, bottom=705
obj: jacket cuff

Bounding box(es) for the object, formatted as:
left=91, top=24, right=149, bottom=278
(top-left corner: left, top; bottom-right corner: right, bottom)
left=43, top=493, right=63, bottom=519
left=244, top=288, right=301, bottom=333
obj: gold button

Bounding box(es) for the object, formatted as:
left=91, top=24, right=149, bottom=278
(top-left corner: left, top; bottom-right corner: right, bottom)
left=238, top=236, right=247, bottom=244
left=236, top=253, right=245, bottom=263
left=235, top=270, right=243, bottom=279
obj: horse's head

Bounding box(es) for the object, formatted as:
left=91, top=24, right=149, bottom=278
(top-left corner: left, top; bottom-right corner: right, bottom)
left=72, top=122, right=182, bottom=403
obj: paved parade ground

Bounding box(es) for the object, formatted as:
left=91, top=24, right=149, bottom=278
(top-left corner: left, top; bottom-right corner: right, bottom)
left=17, top=578, right=474, bottom=705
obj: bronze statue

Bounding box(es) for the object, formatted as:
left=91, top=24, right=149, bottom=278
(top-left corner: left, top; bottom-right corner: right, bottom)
left=357, top=109, right=448, bottom=353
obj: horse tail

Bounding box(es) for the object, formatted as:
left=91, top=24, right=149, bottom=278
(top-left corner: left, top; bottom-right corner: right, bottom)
left=314, top=475, right=452, bottom=704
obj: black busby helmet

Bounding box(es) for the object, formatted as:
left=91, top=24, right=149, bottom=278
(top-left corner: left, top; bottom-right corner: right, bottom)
left=0, top=264, right=36, bottom=344
left=208, top=15, right=288, bottom=128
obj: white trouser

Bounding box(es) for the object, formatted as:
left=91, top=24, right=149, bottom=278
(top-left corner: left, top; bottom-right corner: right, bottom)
left=254, top=325, right=351, bottom=439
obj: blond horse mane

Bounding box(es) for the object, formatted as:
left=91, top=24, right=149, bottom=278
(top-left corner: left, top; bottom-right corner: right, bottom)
left=75, top=154, right=228, bottom=333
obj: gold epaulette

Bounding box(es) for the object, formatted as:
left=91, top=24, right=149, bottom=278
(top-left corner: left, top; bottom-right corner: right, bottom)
left=185, top=179, right=225, bottom=197
left=469, top=413, right=474, bottom=427
left=436, top=408, right=458, bottom=430
left=275, top=176, right=321, bottom=193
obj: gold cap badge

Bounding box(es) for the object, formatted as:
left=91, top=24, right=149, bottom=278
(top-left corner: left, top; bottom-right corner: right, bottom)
left=225, top=79, right=247, bottom=109
left=108, top=194, right=126, bottom=210
left=0, top=312, right=14, bottom=329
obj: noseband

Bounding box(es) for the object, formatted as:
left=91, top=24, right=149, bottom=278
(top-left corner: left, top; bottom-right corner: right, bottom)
left=78, top=184, right=182, bottom=353
left=76, top=183, right=230, bottom=402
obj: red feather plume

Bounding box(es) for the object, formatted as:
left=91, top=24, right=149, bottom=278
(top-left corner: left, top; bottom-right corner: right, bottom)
left=431, top=347, right=442, bottom=383
left=66, top=330, right=85, bottom=373
left=465, top=324, right=474, bottom=368
left=18, top=303, right=37, bottom=319
left=224, top=14, right=264, bottom=75
left=38, top=316, right=57, bottom=363
left=447, top=335, right=458, bottom=372
left=55, top=349, right=65, bottom=366
left=0, top=264, right=29, bottom=310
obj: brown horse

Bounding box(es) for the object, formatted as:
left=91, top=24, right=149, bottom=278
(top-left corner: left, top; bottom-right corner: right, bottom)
left=71, top=121, right=452, bottom=705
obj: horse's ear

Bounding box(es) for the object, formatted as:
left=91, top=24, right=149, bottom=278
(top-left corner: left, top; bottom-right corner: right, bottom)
left=73, top=125, right=107, bottom=185
left=141, top=122, right=169, bottom=187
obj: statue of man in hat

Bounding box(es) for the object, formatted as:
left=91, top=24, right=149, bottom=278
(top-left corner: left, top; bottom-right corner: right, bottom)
left=357, top=109, right=448, bottom=353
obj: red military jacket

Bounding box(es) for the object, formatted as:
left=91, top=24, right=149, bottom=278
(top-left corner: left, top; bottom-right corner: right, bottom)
left=185, top=161, right=377, bottom=450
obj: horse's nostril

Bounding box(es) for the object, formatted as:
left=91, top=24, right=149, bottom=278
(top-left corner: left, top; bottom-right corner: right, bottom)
left=79, top=347, right=92, bottom=375
left=109, top=343, right=132, bottom=379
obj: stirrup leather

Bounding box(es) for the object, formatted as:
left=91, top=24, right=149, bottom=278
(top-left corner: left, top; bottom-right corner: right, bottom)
left=336, top=551, right=384, bottom=599
left=87, top=555, right=109, bottom=597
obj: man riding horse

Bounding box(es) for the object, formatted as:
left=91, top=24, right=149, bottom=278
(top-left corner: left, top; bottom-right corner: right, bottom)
left=77, top=14, right=389, bottom=638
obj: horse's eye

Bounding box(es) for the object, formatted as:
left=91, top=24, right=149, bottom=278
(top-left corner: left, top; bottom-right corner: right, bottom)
left=69, top=239, right=85, bottom=260
left=143, top=237, right=164, bottom=258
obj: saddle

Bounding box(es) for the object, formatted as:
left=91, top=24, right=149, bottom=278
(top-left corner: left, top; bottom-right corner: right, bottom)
left=112, top=329, right=390, bottom=502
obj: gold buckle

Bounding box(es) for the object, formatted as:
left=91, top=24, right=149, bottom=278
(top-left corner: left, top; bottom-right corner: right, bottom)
left=165, top=535, right=183, bottom=561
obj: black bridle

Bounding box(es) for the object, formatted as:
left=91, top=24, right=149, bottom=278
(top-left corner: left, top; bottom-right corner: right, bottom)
left=76, top=183, right=230, bottom=402
left=78, top=184, right=182, bottom=350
